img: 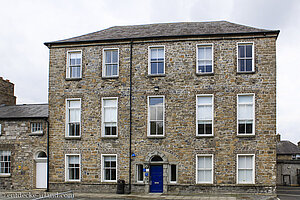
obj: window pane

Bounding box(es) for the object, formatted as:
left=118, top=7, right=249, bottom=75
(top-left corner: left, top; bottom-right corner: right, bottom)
left=104, top=107, right=116, bottom=122
left=198, top=65, right=205, bottom=73
left=198, top=123, right=204, bottom=134
left=151, top=48, right=158, bottom=59
left=246, top=45, right=252, bottom=58
left=238, top=123, right=245, bottom=134
left=246, top=122, right=253, bottom=134
left=238, top=45, right=245, bottom=58
left=204, top=170, right=212, bottom=182
left=205, top=47, right=212, bottom=60
left=70, top=109, right=80, bottom=122
left=105, top=169, right=110, bottom=180
left=171, top=165, right=176, bottom=182
left=69, top=156, right=79, bottom=164
left=105, top=65, right=111, bottom=76
left=198, top=157, right=205, bottom=168
left=150, top=107, right=156, bottom=120
left=69, top=100, right=80, bottom=108
left=150, top=122, right=156, bottom=135
left=157, top=107, right=163, bottom=120
left=205, top=124, right=212, bottom=134
left=104, top=99, right=117, bottom=107
left=198, top=170, right=204, bottom=182
left=151, top=63, right=157, bottom=74
left=246, top=169, right=252, bottom=182
left=239, top=95, right=253, bottom=104
left=198, top=105, right=212, bottom=120
left=245, top=156, right=253, bottom=168
left=112, top=51, right=118, bottom=63
left=157, top=122, right=163, bottom=135
left=238, top=169, right=246, bottom=183
left=238, top=104, right=252, bottom=119
left=239, top=59, right=245, bottom=71
left=157, top=62, right=164, bottom=74
left=137, top=164, right=143, bottom=181
left=198, top=47, right=205, bottom=59
left=113, top=64, right=118, bottom=75
left=198, top=96, right=212, bottom=104
left=206, top=65, right=212, bottom=73
left=150, top=97, right=163, bottom=106
left=105, top=51, right=111, bottom=63
left=157, top=48, right=164, bottom=59
left=246, top=59, right=252, bottom=71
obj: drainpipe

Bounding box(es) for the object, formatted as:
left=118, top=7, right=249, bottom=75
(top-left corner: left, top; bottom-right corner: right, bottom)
left=46, top=118, right=49, bottom=192
left=128, top=40, right=133, bottom=194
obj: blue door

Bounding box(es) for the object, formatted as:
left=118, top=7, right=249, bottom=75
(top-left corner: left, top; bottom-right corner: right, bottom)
left=150, top=165, right=163, bottom=193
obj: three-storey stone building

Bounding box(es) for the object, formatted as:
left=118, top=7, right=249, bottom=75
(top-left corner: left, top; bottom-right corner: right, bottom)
left=45, top=21, right=279, bottom=194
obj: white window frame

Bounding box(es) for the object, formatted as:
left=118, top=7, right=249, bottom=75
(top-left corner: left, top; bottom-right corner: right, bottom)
left=65, top=98, right=81, bottom=138
left=102, top=97, right=118, bottom=137
left=196, top=44, right=214, bottom=74
left=101, top=154, right=117, bottom=183
left=65, top=154, right=81, bottom=182
left=169, top=164, right=177, bottom=184
left=136, top=164, right=144, bottom=183
left=237, top=154, right=255, bottom=184
left=0, top=124, right=1, bottom=135
left=237, top=42, right=254, bottom=72
left=196, top=154, right=214, bottom=184
left=147, top=96, right=165, bottom=137
left=0, top=150, right=11, bottom=176
left=237, top=94, right=255, bottom=136
left=196, top=94, right=214, bottom=136
left=66, top=50, right=82, bottom=79
left=31, top=122, right=43, bottom=134
left=148, top=46, right=165, bottom=75
left=102, top=48, right=119, bottom=78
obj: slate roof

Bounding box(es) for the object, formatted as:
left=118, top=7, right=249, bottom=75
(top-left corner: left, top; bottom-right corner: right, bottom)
left=45, top=21, right=279, bottom=46
left=0, top=104, right=48, bottom=119
left=277, top=141, right=300, bottom=155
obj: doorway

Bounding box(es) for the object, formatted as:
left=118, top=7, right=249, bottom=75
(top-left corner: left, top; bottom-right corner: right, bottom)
left=150, top=165, right=163, bottom=193
left=35, top=151, right=47, bottom=189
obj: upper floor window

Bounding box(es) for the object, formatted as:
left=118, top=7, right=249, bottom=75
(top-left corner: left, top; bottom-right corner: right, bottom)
left=102, top=98, right=118, bottom=137
left=196, top=95, right=213, bottom=136
left=237, top=154, right=254, bottom=184
left=196, top=155, right=213, bottom=184
left=65, top=154, right=80, bottom=181
left=66, top=99, right=81, bottom=137
left=102, top=154, right=117, bottom=182
left=237, top=43, right=254, bottom=72
left=149, top=46, right=165, bottom=75
left=67, top=51, right=82, bottom=79
left=0, top=150, right=11, bottom=176
left=103, top=49, right=119, bottom=77
left=237, top=94, right=254, bottom=135
left=31, top=122, right=43, bottom=134
left=197, top=44, right=213, bottom=74
left=148, top=96, right=164, bottom=137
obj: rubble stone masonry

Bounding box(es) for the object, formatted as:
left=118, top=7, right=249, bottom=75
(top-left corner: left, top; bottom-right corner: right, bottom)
left=0, top=77, right=16, bottom=105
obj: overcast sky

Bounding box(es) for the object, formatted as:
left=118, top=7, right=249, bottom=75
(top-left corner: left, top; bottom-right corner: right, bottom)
left=0, top=0, right=299, bottom=143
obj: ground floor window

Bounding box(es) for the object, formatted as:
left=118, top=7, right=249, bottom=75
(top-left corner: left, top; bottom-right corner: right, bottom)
left=102, top=155, right=117, bottom=182
left=237, top=154, right=254, bottom=184
left=0, top=151, right=11, bottom=175
left=196, top=155, right=213, bottom=184
left=66, top=154, right=80, bottom=181
left=170, top=164, right=177, bottom=183
left=137, top=164, right=144, bottom=182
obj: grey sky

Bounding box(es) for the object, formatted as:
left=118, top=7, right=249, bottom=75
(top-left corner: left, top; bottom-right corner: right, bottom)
left=0, top=0, right=299, bottom=143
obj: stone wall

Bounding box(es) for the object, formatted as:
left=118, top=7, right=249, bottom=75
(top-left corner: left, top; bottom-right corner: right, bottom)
left=48, top=34, right=277, bottom=194
left=0, top=119, right=47, bottom=191
left=0, top=77, right=16, bottom=105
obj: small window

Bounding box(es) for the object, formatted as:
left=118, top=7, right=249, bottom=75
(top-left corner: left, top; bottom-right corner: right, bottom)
left=170, top=164, right=177, bottom=183
left=237, top=154, right=254, bottom=184
left=151, top=155, right=163, bottom=162
left=67, top=51, right=82, bottom=78
left=102, top=98, right=118, bottom=137
left=197, top=95, right=213, bottom=136
left=148, top=96, right=164, bottom=137
left=66, top=99, right=81, bottom=137
left=238, top=94, right=254, bottom=135
left=197, top=44, right=213, bottom=74
left=137, top=164, right=143, bottom=182
left=237, top=43, right=254, bottom=72
left=0, top=151, right=11, bottom=175
left=66, top=154, right=80, bottom=181
left=149, top=46, right=165, bottom=75
left=37, top=151, right=47, bottom=158
left=196, top=155, right=213, bottom=184
left=103, top=49, right=119, bottom=77
left=31, top=122, right=43, bottom=134
left=102, top=155, right=117, bottom=182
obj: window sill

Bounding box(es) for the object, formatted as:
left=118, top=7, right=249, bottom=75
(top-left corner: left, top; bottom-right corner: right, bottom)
left=196, top=183, right=213, bottom=185
left=102, top=180, right=117, bottom=184
left=101, top=135, right=118, bottom=139
left=168, top=182, right=177, bottom=185
left=147, top=74, right=166, bottom=77
left=102, top=76, right=119, bottom=79
left=195, top=72, right=214, bottom=76
left=236, top=71, right=255, bottom=74
left=65, top=180, right=81, bottom=183
left=29, top=132, right=44, bottom=136
left=196, top=135, right=214, bottom=138
left=0, top=174, right=11, bottom=178
left=65, top=78, right=82, bottom=81
left=236, top=183, right=255, bottom=186
left=147, top=135, right=165, bottom=139
left=65, top=136, right=81, bottom=140
left=237, top=134, right=255, bottom=138
left=135, top=181, right=145, bottom=185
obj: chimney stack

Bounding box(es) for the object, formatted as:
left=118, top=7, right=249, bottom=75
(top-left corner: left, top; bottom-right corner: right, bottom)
left=276, top=134, right=281, bottom=142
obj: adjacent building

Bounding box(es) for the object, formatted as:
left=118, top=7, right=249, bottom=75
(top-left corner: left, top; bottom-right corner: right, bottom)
left=277, top=135, right=300, bottom=186
left=44, top=21, right=279, bottom=194
left=0, top=77, right=16, bottom=106
left=0, top=104, right=48, bottom=190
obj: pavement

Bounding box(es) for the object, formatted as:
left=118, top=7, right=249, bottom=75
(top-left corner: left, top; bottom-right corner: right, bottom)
left=277, top=186, right=300, bottom=200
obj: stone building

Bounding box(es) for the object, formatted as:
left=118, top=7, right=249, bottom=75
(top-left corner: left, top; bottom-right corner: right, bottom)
left=277, top=135, right=300, bottom=186
left=0, top=104, right=48, bottom=190
left=0, top=77, right=16, bottom=106
left=44, top=21, right=279, bottom=194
